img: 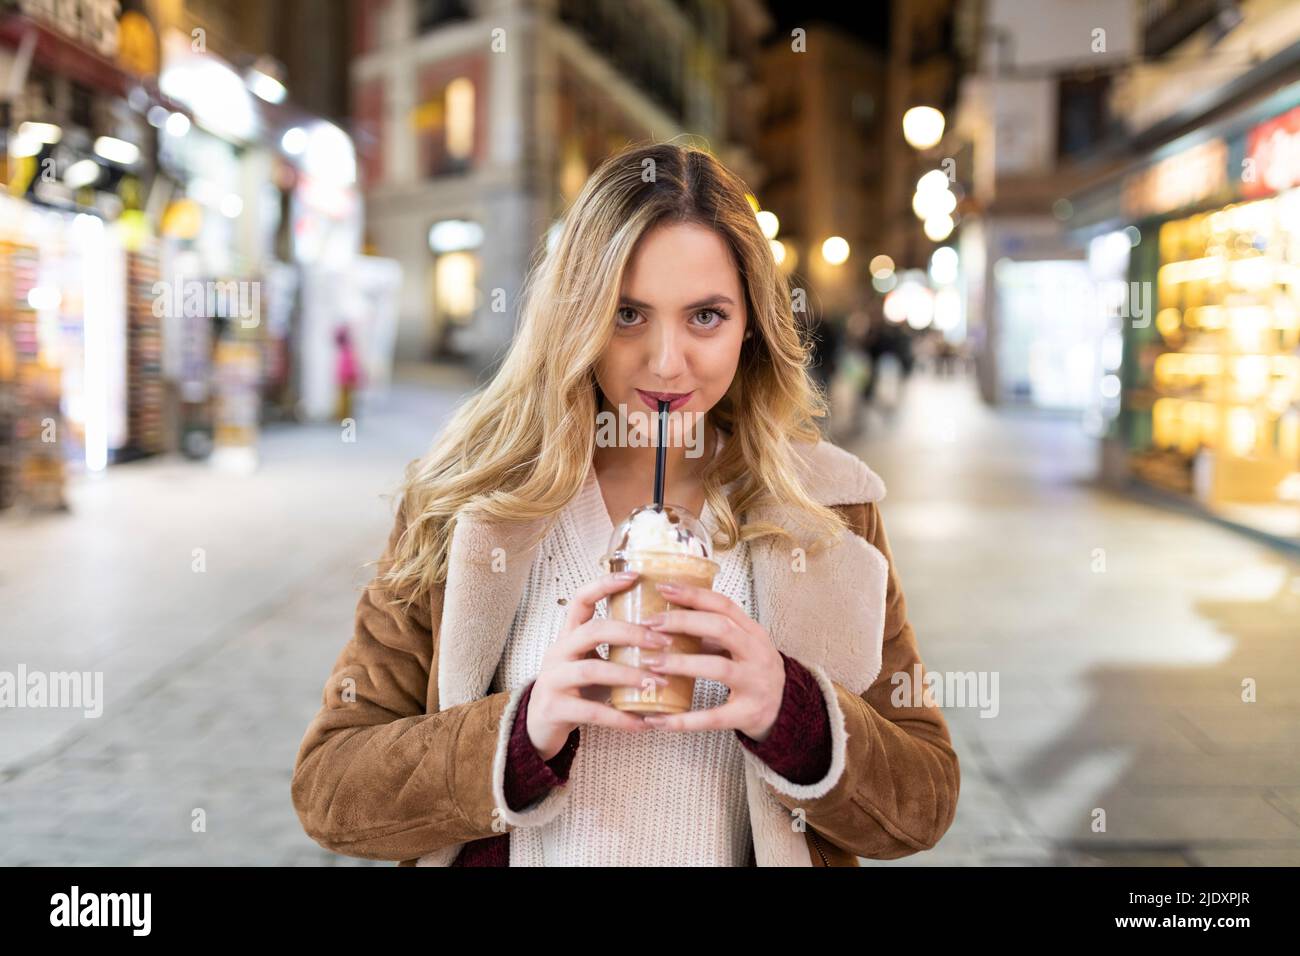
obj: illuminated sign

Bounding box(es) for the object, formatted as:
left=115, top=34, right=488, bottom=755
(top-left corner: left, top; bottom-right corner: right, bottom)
left=1122, top=139, right=1227, bottom=219
left=1243, top=104, right=1300, bottom=198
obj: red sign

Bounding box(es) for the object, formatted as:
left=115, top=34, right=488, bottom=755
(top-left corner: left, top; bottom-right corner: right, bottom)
left=1244, top=104, right=1300, bottom=197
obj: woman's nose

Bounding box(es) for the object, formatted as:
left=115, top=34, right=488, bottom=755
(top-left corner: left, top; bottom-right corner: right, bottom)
left=647, top=323, right=688, bottom=380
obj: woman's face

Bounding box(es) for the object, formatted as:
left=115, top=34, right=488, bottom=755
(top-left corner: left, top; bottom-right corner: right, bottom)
left=594, top=221, right=748, bottom=440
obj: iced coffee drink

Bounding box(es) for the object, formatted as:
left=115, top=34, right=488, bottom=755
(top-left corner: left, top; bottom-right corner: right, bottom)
left=602, top=504, right=719, bottom=715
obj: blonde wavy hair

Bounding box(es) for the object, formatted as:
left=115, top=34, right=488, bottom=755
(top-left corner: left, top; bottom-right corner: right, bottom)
left=380, top=140, right=848, bottom=609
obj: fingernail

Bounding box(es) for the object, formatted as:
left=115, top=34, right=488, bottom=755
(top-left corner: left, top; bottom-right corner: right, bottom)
left=616, top=571, right=639, bottom=580
left=640, top=653, right=664, bottom=666
left=655, top=582, right=679, bottom=592
left=643, top=632, right=670, bottom=647
left=644, top=613, right=666, bottom=626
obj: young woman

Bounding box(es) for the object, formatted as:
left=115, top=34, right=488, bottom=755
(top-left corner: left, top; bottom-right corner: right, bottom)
left=291, top=142, right=960, bottom=866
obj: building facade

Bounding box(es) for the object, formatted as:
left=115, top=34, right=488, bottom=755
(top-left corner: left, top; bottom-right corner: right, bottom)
left=350, top=0, right=768, bottom=371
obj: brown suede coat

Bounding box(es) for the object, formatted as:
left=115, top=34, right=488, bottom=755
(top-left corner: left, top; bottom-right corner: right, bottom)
left=291, top=439, right=960, bottom=866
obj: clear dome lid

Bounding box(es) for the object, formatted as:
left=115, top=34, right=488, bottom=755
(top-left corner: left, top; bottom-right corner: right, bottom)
left=604, top=503, right=712, bottom=560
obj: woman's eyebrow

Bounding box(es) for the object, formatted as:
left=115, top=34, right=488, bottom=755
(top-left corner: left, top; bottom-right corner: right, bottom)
left=618, top=294, right=735, bottom=312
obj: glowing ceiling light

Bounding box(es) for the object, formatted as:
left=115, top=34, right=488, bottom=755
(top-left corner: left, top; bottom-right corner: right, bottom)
left=302, top=122, right=356, bottom=185
left=93, top=136, right=140, bottom=165
left=10, top=134, right=42, bottom=158
left=160, top=43, right=255, bottom=141
left=247, top=69, right=286, bottom=104
left=281, top=126, right=307, bottom=155
left=65, top=159, right=102, bottom=189
left=428, top=219, right=484, bottom=253
left=18, top=122, right=61, bottom=144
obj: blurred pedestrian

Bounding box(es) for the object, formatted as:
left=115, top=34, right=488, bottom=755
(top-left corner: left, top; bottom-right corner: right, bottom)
left=860, top=318, right=915, bottom=418
left=334, top=326, right=363, bottom=421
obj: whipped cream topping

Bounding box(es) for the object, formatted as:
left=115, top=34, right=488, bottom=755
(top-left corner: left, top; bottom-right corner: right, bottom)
left=623, top=506, right=707, bottom=558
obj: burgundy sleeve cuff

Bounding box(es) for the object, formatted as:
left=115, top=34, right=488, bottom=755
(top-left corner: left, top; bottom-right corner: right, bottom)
left=504, top=679, right=581, bottom=812
left=451, top=834, right=509, bottom=866
left=735, top=652, right=833, bottom=784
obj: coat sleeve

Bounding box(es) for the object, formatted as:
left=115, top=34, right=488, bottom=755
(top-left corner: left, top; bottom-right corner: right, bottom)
left=290, top=498, right=514, bottom=861
left=742, top=501, right=961, bottom=860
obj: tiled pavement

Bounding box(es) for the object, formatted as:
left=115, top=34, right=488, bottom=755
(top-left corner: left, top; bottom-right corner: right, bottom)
left=2, top=367, right=1298, bottom=865
left=847, top=375, right=1300, bottom=866
left=0, top=363, right=478, bottom=865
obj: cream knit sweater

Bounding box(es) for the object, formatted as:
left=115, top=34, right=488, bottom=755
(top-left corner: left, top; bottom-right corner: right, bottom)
left=490, top=457, right=756, bottom=866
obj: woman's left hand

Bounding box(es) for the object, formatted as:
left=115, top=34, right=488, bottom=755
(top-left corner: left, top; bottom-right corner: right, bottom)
left=639, top=580, right=785, bottom=741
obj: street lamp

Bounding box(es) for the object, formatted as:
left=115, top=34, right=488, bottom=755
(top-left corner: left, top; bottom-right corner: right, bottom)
left=821, top=236, right=850, bottom=265
left=903, top=106, right=945, bottom=150
left=914, top=167, right=958, bottom=240
left=912, top=187, right=956, bottom=219
left=916, top=169, right=950, bottom=194
left=923, top=214, right=955, bottom=241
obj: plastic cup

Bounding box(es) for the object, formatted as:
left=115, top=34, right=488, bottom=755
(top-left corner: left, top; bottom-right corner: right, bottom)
left=600, top=504, right=718, bottom=715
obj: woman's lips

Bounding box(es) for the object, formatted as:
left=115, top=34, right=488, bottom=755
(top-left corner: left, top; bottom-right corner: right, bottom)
left=636, top=389, right=694, bottom=412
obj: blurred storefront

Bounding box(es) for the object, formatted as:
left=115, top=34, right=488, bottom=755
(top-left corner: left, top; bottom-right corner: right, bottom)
left=972, top=228, right=1100, bottom=411
left=949, top=0, right=1135, bottom=412
left=950, top=195, right=1106, bottom=412
left=0, top=0, right=165, bottom=507
left=0, top=3, right=399, bottom=510
left=1070, top=83, right=1300, bottom=545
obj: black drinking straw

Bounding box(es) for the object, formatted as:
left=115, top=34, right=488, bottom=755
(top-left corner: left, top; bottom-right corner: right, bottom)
left=653, top=399, right=669, bottom=510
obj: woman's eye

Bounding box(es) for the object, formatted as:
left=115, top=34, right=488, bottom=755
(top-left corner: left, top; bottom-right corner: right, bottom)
left=615, top=307, right=728, bottom=329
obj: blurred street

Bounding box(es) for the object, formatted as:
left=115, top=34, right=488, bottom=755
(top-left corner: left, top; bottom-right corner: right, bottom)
left=0, top=362, right=477, bottom=865
left=855, top=374, right=1300, bottom=866
left=3, top=367, right=1298, bottom=865
left=2, top=0, right=1300, bottom=879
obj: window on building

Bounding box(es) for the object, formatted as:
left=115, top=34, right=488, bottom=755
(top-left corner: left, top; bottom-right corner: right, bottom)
left=415, top=75, right=476, bottom=178
left=416, top=0, right=470, bottom=34
left=1058, top=73, right=1114, bottom=161
left=445, top=77, right=475, bottom=163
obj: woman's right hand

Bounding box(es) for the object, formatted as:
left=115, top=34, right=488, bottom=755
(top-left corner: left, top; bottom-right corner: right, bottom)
left=526, top=571, right=670, bottom=760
